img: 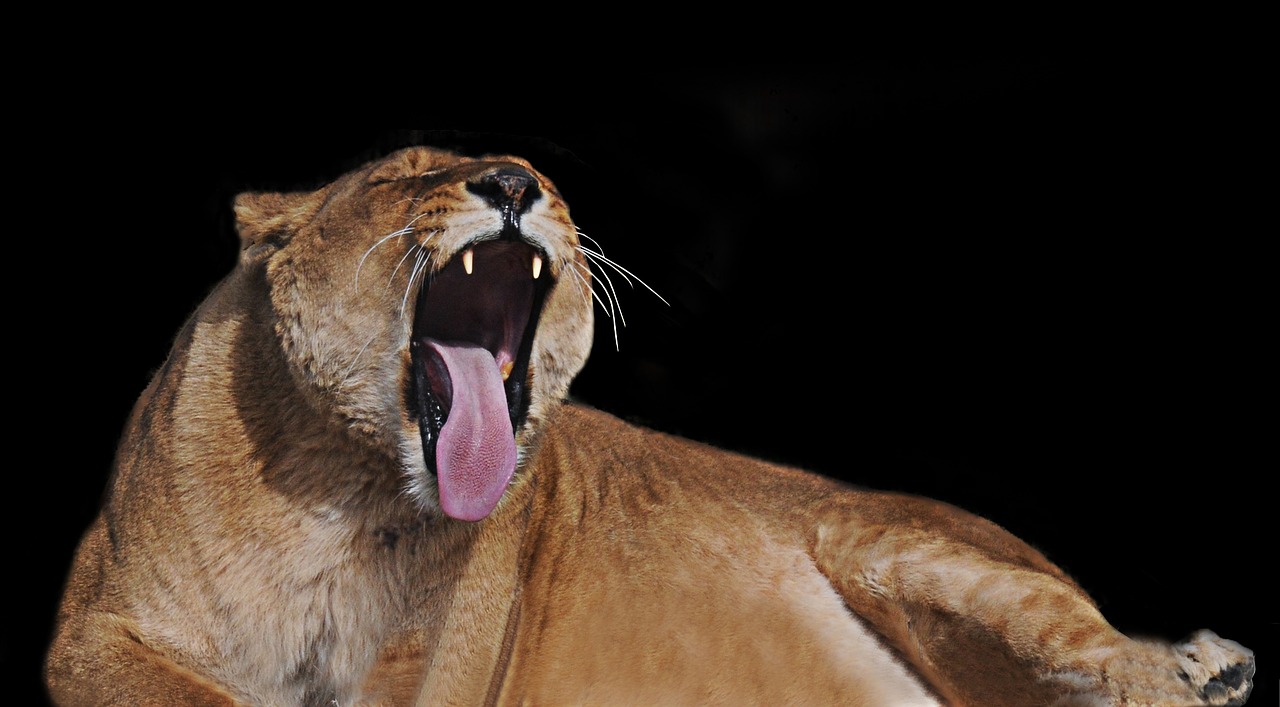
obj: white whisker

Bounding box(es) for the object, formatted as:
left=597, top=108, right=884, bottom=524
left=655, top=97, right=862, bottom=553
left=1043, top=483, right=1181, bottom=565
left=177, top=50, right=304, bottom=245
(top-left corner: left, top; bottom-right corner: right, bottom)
left=385, top=228, right=444, bottom=295
left=388, top=243, right=422, bottom=291
left=574, top=260, right=619, bottom=321
left=402, top=249, right=430, bottom=317
left=582, top=250, right=628, bottom=329
left=404, top=212, right=436, bottom=229
left=571, top=228, right=670, bottom=352
left=355, top=227, right=413, bottom=289
left=566, top=260, right=596, bottom=310
left=576, top=230, right=608, bottom=256
left=577, top=244, right=670, bottom=307
left=572, top=259, right=614, bottom=316
left=572, top=260, right=622, bottom=351
left=342, top=332, right=379, bottom=382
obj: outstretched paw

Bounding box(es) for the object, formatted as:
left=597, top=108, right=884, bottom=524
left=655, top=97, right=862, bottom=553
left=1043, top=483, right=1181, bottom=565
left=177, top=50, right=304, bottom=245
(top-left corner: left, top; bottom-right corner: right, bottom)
left=1174, top=630, right=1254, bottom=706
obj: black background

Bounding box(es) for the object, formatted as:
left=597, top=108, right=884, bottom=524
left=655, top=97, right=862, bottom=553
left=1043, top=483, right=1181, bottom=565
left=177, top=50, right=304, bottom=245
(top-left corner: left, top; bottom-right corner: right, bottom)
left=21, top=62, right=1273, bottom=704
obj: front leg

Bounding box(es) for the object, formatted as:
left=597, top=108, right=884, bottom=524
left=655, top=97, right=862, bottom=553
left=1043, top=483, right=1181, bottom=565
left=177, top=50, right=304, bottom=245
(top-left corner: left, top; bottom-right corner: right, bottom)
left=46, top=521, right=243, bottom=707
left=812, top=499, right=1255, bottom=705
left=45, top=610, right=242, bottom=707
left=1073, top=630, right=1255, bottom=707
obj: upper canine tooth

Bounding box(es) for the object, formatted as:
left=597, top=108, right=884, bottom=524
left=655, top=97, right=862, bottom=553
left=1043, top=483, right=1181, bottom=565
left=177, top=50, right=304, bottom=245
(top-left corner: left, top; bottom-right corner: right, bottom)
left=462, top=248, right=474, bottom=275
left=500, top=361, right=514, bottom=381
left=532, top=253, right=543, bottom=280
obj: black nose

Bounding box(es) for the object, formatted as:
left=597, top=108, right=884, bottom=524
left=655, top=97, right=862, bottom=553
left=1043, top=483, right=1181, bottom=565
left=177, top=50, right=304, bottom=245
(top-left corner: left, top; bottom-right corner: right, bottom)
left=467, top=167, right=541, bottom=215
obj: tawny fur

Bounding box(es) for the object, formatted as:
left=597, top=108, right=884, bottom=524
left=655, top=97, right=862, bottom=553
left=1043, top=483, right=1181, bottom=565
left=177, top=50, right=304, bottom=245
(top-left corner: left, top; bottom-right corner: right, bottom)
left=46, top=146, right=1254, bottom=706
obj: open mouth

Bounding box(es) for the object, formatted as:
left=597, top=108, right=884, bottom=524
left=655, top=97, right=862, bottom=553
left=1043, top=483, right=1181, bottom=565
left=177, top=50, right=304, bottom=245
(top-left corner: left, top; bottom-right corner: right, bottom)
left=409, top=239, right=551, bottom=521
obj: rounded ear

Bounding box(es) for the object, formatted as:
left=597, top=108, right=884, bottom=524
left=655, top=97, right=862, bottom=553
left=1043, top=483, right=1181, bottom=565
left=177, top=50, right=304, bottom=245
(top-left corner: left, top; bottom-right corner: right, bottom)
left=233, top=189, right=327, bottom=264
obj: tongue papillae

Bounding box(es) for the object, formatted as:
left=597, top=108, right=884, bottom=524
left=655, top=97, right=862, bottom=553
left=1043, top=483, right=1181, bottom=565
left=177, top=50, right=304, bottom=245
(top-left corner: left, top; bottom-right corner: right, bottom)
left=426, top=340, right=517, bottom=522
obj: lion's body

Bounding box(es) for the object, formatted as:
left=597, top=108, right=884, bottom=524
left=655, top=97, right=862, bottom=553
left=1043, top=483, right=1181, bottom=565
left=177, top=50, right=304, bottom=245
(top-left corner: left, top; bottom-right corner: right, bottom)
left=483, top=403, right=943, bottom=706
left=46, top=147, right=1254, bottom=706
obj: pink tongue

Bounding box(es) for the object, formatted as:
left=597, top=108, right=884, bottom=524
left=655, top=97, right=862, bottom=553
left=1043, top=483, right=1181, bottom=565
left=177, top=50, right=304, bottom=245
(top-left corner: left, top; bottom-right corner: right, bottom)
left=426, top=341, right=517, bottom=522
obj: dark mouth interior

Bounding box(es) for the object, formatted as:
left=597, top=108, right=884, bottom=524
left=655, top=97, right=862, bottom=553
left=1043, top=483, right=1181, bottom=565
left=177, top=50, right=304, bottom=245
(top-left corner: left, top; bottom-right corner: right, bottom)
left=409, top=240, right=551, bottom=476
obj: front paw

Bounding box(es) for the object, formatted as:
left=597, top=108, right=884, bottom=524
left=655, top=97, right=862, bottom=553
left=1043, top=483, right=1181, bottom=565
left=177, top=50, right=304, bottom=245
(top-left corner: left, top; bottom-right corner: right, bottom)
left=1175, top=630, right=1254, bottom=706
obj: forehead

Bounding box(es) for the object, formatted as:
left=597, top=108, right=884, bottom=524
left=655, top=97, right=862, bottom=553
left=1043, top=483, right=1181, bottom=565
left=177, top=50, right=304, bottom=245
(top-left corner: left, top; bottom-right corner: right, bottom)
left=364, top=147, right=537, bottom=185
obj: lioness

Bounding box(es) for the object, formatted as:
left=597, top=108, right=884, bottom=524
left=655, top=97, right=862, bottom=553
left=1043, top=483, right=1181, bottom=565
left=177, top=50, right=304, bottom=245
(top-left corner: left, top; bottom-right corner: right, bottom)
left=46, top=145, right=1255, bottom=706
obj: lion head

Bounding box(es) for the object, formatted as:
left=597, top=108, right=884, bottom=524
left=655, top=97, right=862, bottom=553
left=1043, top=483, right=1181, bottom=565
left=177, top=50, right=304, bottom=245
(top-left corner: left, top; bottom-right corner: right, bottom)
left=231, top=146, right=594, bottom=521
